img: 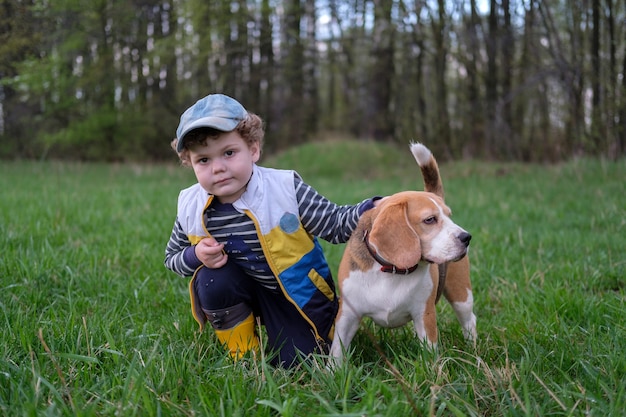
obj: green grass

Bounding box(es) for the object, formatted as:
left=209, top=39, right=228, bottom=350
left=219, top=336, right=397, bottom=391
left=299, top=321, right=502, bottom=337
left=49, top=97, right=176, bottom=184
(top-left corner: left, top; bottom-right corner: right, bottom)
left=1, top=141, right=625, bottom=416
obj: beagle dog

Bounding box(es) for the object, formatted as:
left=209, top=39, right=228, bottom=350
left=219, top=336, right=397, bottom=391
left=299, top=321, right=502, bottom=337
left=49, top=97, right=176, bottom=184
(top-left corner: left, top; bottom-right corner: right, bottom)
left=329, top=143, right=476, bottom=364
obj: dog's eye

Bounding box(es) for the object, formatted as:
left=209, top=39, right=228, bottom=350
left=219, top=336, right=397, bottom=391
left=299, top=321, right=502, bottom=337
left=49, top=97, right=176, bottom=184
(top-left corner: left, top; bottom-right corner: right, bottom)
left=424, top=216, right=437, bottom=225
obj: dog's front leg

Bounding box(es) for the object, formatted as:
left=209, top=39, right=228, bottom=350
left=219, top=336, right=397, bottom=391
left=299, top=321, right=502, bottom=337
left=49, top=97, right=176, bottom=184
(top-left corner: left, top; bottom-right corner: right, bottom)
left=412, top=302, right=438, bottom=348
left=449, top=291, right=477, bottom=343
left=443, top=259, right=477, bottom=343
left=329, top=307, right=362, bottom=365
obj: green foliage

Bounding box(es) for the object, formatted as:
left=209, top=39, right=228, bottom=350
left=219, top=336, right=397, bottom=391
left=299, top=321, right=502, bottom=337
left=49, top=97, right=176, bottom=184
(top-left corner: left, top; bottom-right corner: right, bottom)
left=264, top=139, right=418, bottom=184
left=1, top=142, right=625, bottom=416
left=2, top=1, right=625, bottom=161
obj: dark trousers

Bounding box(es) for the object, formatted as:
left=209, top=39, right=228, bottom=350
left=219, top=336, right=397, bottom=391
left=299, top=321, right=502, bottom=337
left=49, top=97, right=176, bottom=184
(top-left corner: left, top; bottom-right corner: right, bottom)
left=193, top=260, right=331, bottom=367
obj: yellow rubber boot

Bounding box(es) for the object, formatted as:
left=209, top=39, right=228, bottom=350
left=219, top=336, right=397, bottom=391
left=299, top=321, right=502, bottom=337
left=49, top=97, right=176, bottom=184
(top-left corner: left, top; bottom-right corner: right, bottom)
left=214, top=313, right=259, bottom=360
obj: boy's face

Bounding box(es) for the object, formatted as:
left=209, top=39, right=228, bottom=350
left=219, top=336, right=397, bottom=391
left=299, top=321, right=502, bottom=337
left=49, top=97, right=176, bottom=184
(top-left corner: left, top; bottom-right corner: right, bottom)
left=188, top=131, right=260, bottom=203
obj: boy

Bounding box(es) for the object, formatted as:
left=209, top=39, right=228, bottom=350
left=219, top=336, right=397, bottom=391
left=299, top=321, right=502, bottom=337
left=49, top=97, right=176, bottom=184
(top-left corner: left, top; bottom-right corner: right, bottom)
left=164, top=94, right=380, bottom=367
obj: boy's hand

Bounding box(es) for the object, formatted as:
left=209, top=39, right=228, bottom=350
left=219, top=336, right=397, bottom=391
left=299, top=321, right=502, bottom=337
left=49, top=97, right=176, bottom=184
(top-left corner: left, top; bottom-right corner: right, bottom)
left=195, top=237, right=228, bottom=269
left=373, top=196, right=388, bottom=207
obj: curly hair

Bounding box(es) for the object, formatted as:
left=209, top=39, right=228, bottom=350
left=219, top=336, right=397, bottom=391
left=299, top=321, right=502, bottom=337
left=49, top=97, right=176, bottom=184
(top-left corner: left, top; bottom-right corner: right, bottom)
left=171, top=112, right=265, bottom=167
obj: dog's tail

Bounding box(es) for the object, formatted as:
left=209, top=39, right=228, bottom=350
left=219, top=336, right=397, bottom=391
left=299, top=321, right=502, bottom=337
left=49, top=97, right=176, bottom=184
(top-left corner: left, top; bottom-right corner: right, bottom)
left=410, top=142, right=444, bottom=199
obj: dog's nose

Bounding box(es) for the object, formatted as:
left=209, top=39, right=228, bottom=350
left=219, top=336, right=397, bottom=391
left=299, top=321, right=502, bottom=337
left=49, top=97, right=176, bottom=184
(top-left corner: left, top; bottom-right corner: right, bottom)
left=459, top=232, right=472, bottom=246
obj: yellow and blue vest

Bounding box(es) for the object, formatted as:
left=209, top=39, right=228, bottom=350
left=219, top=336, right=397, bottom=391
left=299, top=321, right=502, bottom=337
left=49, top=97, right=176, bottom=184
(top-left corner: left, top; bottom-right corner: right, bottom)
left=178, top=165, right=338, bottom=342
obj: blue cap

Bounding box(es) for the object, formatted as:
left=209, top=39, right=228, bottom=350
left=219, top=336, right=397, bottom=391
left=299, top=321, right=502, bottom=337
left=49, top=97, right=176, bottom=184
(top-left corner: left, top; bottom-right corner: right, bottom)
left=175, top=94, right=248, bottom=152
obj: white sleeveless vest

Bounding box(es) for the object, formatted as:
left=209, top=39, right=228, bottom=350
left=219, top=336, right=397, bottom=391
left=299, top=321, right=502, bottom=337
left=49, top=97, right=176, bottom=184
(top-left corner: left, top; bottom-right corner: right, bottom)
left=178, top=165, right=338, bottom=341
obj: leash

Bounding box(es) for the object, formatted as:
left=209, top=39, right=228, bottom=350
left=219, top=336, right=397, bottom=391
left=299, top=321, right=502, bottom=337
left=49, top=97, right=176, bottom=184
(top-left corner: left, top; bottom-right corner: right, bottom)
left=436, top=262, right=447, bottom=303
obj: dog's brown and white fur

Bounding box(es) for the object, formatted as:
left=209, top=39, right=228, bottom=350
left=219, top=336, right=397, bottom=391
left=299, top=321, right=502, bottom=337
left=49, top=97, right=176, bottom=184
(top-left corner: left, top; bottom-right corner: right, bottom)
left=329, top=143, right=476, bottom=363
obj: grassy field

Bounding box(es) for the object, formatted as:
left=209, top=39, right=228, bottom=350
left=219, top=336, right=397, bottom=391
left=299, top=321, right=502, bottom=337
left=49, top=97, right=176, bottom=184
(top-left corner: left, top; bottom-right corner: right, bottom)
left=1, top=141, right=625, bottom=416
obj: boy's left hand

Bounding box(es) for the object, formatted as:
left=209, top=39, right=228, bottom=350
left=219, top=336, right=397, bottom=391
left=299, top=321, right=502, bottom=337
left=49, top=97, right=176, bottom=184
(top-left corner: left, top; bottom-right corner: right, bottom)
left=195, top=237, right=228, bottom=269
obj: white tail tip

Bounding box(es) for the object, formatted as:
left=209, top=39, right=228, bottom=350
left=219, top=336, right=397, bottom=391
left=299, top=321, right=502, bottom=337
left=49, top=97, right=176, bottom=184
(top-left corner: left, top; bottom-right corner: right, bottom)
left=410, top=142, right=432, bottom=166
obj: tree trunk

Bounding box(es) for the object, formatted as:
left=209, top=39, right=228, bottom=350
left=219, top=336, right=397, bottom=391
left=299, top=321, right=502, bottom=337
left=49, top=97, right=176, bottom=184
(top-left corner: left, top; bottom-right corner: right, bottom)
left=463, top=0, right=483, bottom=158
left=303, top=0, right=318, bottom=136
left=431, top=0, right=451, bottom=157
left=590, top=0, right=602, bottom=152
left=257, top=0, right=274, bottom=145
left=281, top=0, right=305, bottom=147
left=620, top=39, right=626, bottom=156
left=485, top=0, right=498, bottom=158
left=500, top=0, right=515, bottom=158
left=369, top=0, right=394, bottom=142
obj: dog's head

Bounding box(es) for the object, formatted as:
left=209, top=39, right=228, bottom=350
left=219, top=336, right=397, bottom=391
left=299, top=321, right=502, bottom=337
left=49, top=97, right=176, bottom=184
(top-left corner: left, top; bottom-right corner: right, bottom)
left=367, top=191, right=471, bottom=269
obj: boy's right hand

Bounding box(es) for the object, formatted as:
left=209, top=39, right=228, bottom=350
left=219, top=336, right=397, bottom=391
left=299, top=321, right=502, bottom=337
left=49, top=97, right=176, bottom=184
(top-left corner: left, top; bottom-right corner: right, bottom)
left=195, top=237, right=228, bottom=269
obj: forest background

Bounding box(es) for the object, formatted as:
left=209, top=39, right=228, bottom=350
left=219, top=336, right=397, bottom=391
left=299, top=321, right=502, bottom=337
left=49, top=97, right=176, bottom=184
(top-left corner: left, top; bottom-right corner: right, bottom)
left=0, top=0, right=624, bottom=163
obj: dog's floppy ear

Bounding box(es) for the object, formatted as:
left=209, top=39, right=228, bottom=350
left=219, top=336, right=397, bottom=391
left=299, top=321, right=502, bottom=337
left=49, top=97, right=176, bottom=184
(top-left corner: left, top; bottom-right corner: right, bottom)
left=368, top=201, right=421, bottom=269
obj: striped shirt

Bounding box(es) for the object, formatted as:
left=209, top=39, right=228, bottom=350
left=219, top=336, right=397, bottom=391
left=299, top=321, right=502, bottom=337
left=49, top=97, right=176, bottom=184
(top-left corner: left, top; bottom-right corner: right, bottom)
left=164, top=173, right=375, bottom=289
